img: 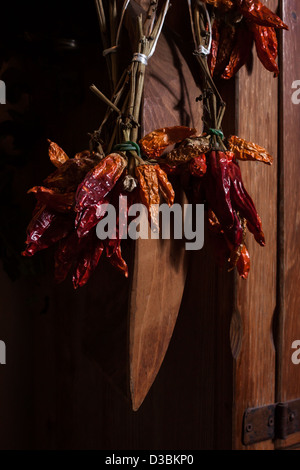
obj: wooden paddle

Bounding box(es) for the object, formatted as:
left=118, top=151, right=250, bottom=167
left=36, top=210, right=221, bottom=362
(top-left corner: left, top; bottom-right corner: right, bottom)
left=127, top=0, right=202, bottom=410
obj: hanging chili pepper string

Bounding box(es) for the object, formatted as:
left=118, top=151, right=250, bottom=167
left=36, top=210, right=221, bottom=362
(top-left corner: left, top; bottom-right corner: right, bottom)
left=188, top=0, right=227, bottom=145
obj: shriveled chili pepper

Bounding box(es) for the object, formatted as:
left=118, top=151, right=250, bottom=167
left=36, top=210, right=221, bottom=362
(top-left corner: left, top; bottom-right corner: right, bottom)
left=227, top=157, right=265, bottom=246
left=228, top=135, right=273, bottom=165
left=158, top=160, right=183, bottom=176
left=135, top=164, right=175, bottom=229
left=139, top=126, right=196, bottom=159
left=76, top=200, right=109, bottom=238
left=236, top=244, right=250, bottom=279
left=28, top=186, right=75, bottom=213
left=204, top=150, right=235, bottom=230
left=72, top=235, right=104, bottom=289
left=107, top=243, right=129, bottom=278
left=249, top=23, right=279, bottom=75
left=54, top=230, right=104, bottom=287
left=75, top=153, right=127, bottom=213
left=208, top=20, right=220, bottom=76
left=237, top=0, right=288, bottom=30
left=214, top=23, right=237, bottom=76
left=208, top=209, right=250, bottom=278
left=204, top=0, right=234, bottom=9
left=104, top=191, right=130, bottom=256
left=166, top=136, right=211, bottom=164
left=189, top=154, right=207, bottom=177
left=221, top=25, right=254, bottom=79
left=22, top=206, right=73, bottom=257
left=47, top=140, right=69, bottom=168
left=155, top=165, right=175, bottom=206
left=44, top=150, right=100, bottom=192
left=135, top=164, right=161, bottom=229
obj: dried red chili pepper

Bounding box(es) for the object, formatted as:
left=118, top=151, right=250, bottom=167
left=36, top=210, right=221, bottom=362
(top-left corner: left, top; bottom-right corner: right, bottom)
left=221, top=26, right=254, bottom=79
left=107, top=243, right=129, bottom=278
left=214, top=23, right=237, bottom=76
left=44, top=151, right=100, bottom=192
left=72, top=235, right=104, bottom=289
left=189, top=154, right=207, bottom=177
left=22, top=206, right=74, bottom=257
left=208, top=20, right=220, bottom=76
left=249, top=23, right=279, bottom=75
left=208, top=209, right=250, bottom=278
left=76, top=200, right=109, bottom=238
left=139, top=126, right=196, bottom=159
left=204, top=150, right=235, bottom=230
left=75, top=153, right=127, bottom=213
left=28, top=186, right=75, bottom=213
left=227, top=157, right=265, bottom=246
left=237, top=0, right=288, bottom=30
left=158, top=160, right=183, bottom=176
left=54, top=230, right=104, bottom=287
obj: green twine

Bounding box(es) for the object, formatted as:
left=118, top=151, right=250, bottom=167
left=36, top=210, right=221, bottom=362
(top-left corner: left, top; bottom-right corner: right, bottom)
left=208, top=128, right=224, bottom=140
left=113, top=141, right=141, bottom=156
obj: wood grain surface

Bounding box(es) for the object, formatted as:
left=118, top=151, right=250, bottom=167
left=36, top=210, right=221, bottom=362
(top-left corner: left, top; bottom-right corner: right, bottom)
left=233, top=0, right=279, bottom=450
left=276, top=0, right=300, bottom=450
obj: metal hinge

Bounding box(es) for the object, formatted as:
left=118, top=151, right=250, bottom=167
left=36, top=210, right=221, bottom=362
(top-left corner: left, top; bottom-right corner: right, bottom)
left=242, top=399, right=300, bottom=445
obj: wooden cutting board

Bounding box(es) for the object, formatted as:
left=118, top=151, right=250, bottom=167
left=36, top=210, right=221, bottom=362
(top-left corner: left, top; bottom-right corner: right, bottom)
left=127, top=0, right=202, bottom=410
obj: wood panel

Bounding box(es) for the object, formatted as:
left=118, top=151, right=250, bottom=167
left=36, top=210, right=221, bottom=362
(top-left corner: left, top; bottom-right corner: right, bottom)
left=276, top=0, right=300, bottom=450
left=232, top=0, right=278, bottom=450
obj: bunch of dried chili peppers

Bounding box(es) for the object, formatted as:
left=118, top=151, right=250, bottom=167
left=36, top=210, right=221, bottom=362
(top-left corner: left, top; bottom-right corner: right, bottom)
left=204, top=0, right=288, bottom=78
left=22, top=0, right=174, bottom=288
left=22, top=0, right=287, bottom=286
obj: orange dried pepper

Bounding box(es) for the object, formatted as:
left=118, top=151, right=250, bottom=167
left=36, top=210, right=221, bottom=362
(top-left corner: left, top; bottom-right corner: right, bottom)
left=135, top=164, right=175, bottom=229
left=135, top=164, right=161, bottom=229
left=139, top=126, right=196, bottom=159
left=228, top=135, right=273, bottom=165
left=155, top=165, right=175, bottom=206
left=237, top=244, right=250, bottom=280
left=203, top=0, right=234, bottom=10
left=48, top=140, right=69, bottom=168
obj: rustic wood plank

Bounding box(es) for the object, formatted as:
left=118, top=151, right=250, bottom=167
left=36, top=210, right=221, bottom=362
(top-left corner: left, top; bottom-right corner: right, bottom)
left=232, top=0, right=278, bottom=450
left=276, top=0, right=300, bottom=450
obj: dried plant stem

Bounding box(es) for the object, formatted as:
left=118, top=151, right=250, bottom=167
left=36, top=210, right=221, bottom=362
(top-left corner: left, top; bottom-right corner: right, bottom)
left=92, top=0, right=170, bottom=153
left=90, top=84, right=122, bottom=116
left=190, top=1, right=226, bottom=150
left=110, top=0, right=118, bottom=89
left=94, top=0, right=114, bottom=91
